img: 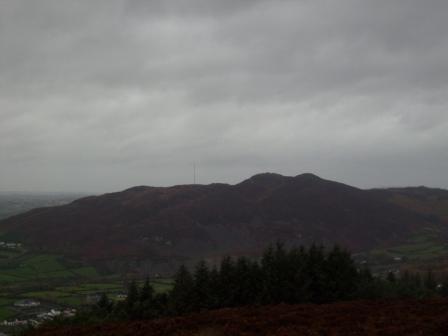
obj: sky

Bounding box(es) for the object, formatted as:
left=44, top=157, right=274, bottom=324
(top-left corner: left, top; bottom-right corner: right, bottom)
left=1, top=0, right=447, bottom=193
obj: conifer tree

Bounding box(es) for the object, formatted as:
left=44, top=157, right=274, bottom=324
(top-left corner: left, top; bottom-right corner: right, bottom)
left=96, top=293, right=113, bottom=318
left=386, top=271, right=396, bottom=283
left=169, top=265, right=195, bottom=314
left=246, top=259, right=263, bottom=304
left=217, top=256, right=236, bottom=307
left=208, top=266, right=221, bottom=309
left=125, top=280, right=140, bottom=318
left=397, top=270, right=416, bottom=298
left=289, top=246, right=311, bottom=303
left=193, top=260, right=212, bottom=311
left=306, top=244, right=326, bottom=303
left=260, top=244, right=277, bottom=304
left=140, top=277, right=155, bottom=302
left=324, top=246, right=358, bottom=301
left=233, top=257, right=258, bottom=306
left=439, top=276, right=448, bottom=297
left=424, top=270, right=437, bottom=293
left=139, top=277, right=156, bottom=318
left=356, top=267, right=378, bottom=299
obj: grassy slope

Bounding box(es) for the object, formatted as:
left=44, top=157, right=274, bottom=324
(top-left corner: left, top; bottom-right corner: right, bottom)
left=370, top=228, right=448, bottom=260
left=370, top=189, right=448, bottom=273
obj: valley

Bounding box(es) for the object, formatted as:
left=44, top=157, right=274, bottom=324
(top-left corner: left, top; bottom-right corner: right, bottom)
left=0, top=193, right=85, bottom=221
left=0, top=245, right=173, bottom=334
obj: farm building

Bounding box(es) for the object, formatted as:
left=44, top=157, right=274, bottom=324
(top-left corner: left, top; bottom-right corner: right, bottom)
left=14, top=299, right=40, bottom=308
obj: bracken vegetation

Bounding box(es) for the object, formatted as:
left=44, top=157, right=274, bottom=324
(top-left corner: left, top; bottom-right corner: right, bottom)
left=29, top=300, right=448, bottom=336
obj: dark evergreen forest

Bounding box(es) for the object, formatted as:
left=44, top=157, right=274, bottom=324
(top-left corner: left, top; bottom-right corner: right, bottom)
left=52, top=244, right=448, bottom=325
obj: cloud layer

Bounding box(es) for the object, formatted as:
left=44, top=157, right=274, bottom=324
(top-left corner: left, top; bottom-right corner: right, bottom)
left=1, top=0, right=447, bottom=192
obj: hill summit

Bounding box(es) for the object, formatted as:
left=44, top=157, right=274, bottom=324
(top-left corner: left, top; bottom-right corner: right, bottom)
left=0, top=173, right=443, bottom=272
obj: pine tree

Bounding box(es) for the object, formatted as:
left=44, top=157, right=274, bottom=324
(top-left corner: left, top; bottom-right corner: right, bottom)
left=125, top=280, right=140, bottom=318
left=424, top=270, right=437, bottom=294
left=260, top=244, right=277, bottom=304
left=246, top=259, right=263, bottom=304
left=208, top=266, right=220, bottom=309
left=289, top=246, right=311, bottom=303
left=139, top=277, right=156, bottom=318
left=356, top=267, right=378, bottom=299
left=217, top=256, right=236, bottom=307
left=233, top=257, right=257, bottom=306
left=169, top=265, right=195, bottom=315
left=306, top=244, right=326, bottom=303
left=193, top=260, right=211, bottom=311
left=272, top=242, right=294, bottom=303
left=396, top=270, right=422, bottom=298
left=438, top=276, right=448, bottom=297
left=386, top=271, right=396, bottom=283
left=324, top=246, right=358, bottom=301
left=140, top=277, right=155, bottom=302
left=96, top=293, right=113, bottom=318
left=152, top=292, right=169, bottom=317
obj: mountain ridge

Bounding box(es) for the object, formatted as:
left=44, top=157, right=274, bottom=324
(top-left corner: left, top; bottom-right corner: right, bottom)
left=0, top=173, right=446, bottom=272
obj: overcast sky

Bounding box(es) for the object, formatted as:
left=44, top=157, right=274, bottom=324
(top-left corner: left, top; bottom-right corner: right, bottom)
left=1, top=0, right=447, bottom=193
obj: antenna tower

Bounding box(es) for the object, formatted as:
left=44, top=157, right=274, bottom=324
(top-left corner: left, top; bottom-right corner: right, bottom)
left=193, top=163, right=197, bottom=184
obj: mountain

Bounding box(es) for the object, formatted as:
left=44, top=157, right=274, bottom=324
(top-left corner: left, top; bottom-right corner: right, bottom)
left=0, top=173, right=444, bottom=271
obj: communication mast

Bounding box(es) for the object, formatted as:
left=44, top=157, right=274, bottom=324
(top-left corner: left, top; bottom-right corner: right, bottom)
left=193, top=163, right=197, bottom=184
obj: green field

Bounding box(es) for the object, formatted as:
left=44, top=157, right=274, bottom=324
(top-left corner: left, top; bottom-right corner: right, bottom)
left=16, top=278, right=174, bottom=307
left=0, top=248, right=174, bottom=325
left=362, top=227, right=448, bottom=272
left=0, top=297, right=15, bottom=321
left=0, top=253, right=99, bottom=283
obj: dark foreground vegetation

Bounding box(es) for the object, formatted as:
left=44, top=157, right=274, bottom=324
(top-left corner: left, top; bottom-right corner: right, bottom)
left=29, top=299, right=448, bottom=336
left=34, top=244, right=448, bottom=330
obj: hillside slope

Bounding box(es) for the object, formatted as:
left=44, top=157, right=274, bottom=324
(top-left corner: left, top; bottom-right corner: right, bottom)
left=29, top=300, right=448, bottom=336
left=376, top=187, right=448, bottom=223
left=0, top=173, right=437, bottom=270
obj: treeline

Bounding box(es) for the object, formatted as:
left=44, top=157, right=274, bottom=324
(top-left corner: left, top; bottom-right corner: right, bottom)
left=57, top=244, right=448, bottom=324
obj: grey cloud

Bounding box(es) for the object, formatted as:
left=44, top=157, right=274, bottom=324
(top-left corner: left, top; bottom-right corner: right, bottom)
left=124, top=0, right=261, bottom=18
left=0, top=0, right=447, bottom=192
